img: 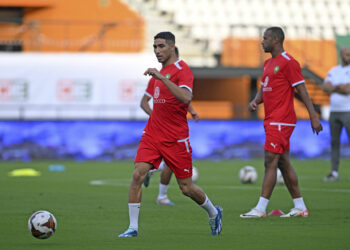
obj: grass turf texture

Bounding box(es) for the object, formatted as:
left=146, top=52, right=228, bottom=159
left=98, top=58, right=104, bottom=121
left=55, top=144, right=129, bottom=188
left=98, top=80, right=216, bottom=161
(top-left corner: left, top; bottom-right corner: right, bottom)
left=1, top=159, right=350, bottom=250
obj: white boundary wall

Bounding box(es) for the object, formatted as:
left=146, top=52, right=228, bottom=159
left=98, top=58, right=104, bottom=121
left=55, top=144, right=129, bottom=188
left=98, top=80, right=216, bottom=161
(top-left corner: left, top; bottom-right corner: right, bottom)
left=0, top=53, right=159, bottom=119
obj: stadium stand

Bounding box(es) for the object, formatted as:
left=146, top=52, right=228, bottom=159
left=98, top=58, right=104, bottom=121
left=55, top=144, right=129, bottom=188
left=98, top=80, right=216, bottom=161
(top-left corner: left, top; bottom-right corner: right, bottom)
left=122, top=0, right=350, bottom=119
left=0, top=0, right=144, bottom=52
left=1, top=0, right=349, bottom=119
left=124, top=0, right=349, bottom=67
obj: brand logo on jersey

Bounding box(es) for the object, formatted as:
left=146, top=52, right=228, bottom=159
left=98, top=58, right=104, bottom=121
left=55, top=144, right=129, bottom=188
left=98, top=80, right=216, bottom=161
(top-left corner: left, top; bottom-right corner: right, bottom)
left=270, top=142, right=277, bottom=149
left=165, top=73, right=171, bottom=79
left=262, top=76, right=272, bottom=92
left=154, top=86, right=160, bottom=98
left=153, top=86, right=166, bottom=103
left=274, top=66, right=279, bottom=73
left=262, top=76, right=269, bottom=87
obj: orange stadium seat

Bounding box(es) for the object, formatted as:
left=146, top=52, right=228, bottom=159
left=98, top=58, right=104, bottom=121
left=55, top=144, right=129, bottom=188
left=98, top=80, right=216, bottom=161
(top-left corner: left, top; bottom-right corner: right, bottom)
left=0, top=0, right=145, bottom=52
left=188, top=101, right=234, bottom=120
left=222, top=38, right=337, bottom=79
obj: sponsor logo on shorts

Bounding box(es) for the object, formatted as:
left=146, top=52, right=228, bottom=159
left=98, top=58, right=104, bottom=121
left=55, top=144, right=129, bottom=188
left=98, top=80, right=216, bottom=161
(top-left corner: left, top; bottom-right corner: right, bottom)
left=270, top=142, right=277, bottom=149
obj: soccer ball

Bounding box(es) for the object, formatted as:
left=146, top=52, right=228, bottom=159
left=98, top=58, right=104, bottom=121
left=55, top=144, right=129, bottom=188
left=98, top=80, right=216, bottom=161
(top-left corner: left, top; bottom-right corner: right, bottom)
left=28, top=210, right=57, bottom=239
left=239, top=166, right=258, bottom=184
left=192, top=166, right=199, bottom=182
left=276, top=169, right=284, bottom=185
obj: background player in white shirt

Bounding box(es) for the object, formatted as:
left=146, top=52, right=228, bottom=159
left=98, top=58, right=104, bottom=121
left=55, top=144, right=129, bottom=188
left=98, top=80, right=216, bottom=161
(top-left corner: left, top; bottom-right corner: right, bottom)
left=323, top=47, right=350, bottom=181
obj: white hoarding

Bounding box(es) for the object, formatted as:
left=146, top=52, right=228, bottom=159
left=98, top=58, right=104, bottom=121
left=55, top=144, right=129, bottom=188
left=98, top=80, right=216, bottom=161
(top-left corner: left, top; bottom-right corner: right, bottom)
left=0, top=53, right=159, bottom=119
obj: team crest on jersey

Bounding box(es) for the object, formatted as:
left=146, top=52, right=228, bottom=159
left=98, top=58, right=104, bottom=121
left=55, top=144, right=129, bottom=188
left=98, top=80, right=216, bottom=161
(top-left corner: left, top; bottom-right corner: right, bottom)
left=274, top=66, right=279, bottom=73
left=154, top=86, right=160, bottom=98
left=165, top=73, right=171, bottom=79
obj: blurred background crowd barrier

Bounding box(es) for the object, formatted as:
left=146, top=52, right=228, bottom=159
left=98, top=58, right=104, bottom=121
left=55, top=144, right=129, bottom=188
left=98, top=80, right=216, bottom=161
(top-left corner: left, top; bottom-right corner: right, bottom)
left=1, top=120, right=348, bottom=161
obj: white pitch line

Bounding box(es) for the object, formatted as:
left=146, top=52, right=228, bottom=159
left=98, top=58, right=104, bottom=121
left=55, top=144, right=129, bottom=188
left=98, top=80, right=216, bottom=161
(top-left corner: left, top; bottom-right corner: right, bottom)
left=90, top=180, right=350, bottom=193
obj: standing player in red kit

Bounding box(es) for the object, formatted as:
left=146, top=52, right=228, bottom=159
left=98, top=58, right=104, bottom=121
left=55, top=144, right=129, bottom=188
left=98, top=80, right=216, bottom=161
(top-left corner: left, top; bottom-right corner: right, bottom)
left=119, top=32, right=222, bottom=237
left=141, top=46, right=200, bottom=206
left=240, top=27, right=323, bottom=218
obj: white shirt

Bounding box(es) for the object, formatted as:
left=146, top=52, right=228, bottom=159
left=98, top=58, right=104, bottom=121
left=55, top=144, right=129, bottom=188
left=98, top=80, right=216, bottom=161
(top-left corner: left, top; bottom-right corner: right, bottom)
left=324, top=64, right=350, bottom=112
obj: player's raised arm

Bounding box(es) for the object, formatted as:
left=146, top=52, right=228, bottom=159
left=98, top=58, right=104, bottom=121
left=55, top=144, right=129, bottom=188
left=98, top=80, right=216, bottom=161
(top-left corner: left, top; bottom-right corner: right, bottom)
left=144, top=68, right=192, bottom=104
left=295, top=83, right=323, bottom=134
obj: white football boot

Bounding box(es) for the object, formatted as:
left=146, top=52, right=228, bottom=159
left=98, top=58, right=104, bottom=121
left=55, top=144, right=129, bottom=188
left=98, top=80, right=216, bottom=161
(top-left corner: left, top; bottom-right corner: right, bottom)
left=280, top=208, right=309, bottom=217
left=240, top=208, right=266, bottom=218
left=156, top=197, right=175, bottom=206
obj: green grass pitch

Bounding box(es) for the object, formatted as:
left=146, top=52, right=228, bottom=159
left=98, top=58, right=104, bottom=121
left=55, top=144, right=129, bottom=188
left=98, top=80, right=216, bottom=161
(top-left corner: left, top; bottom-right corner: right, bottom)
left=1, top=159, right=350, bottom=250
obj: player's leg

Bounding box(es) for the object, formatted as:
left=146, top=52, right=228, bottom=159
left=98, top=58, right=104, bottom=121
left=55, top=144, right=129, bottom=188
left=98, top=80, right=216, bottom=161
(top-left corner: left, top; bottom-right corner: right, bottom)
left=241, top=125, right=284, bottom=218
left=157, top=164, right=174, bottom=205
left=176, top=177, right=222, bottom=236
left=343, top=112, right=350, bottom=157
left=129, top=162, right=153, bottom=203
left=162, top=139, right=222, bottom=235
left=160, top=163, right=173, bottom=185
left=119, top=162, right=152, bottom=237
left=278, top=151, right=309, bottom=217
left=176, top=177, right=205, bottom=204
left=325, top=112, right=342, bottom=181
left=260, top=150, right=280, bottom=199
left=343, top=112, right=350, bottom=141
left=240, top=150, right=279, bottom=218
left=278, top=150, right=301, bottom=198
left=143, top=160, right=166, bottom=187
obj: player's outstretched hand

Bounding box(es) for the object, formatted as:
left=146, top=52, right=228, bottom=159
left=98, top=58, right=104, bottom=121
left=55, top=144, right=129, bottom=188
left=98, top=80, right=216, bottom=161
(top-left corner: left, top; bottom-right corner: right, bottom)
left=144, top=68, right=163, bottom=80
left=311, top=117, right=323, bottom=135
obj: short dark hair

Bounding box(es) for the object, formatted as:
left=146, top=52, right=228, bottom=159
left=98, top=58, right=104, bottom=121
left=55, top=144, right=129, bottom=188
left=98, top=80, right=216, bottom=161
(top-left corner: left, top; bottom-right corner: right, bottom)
left=175, top=46, right=179, bottom=57
left=266, top=27, right=285, bottom=44
left=154, top=31, right=175, bottom=45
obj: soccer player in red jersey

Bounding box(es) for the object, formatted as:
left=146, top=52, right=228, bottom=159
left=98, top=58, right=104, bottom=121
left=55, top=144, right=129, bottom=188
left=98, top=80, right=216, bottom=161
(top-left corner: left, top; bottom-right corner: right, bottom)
left=119, top=32, right=222, bottom=237
left=140, top=46, right=200, bottom=206
left=240, top=27, right=323, bottom=218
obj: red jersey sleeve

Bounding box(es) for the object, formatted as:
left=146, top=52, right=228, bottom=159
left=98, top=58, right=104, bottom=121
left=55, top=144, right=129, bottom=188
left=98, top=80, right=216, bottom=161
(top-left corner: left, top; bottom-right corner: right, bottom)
left=284, top=59, right=305, bottom=87
left=176, top=66, right=194, bottom=93
left=145, top=78, right=155, bottom=97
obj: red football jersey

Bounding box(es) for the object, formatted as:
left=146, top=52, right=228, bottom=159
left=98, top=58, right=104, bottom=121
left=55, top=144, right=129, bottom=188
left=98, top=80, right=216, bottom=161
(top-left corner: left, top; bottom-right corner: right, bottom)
left=144, top=59, right=193, bottom=141
left=261, top=52, right=304, bottom=126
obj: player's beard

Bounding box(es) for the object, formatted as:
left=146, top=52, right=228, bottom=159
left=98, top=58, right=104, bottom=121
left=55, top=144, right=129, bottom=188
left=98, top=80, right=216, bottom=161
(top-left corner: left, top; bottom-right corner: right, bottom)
left=160, top=53, right=171, bottom=65
left=342, top=57, right=350, bottom=66
left=263, top=44, right=272, bottom=53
